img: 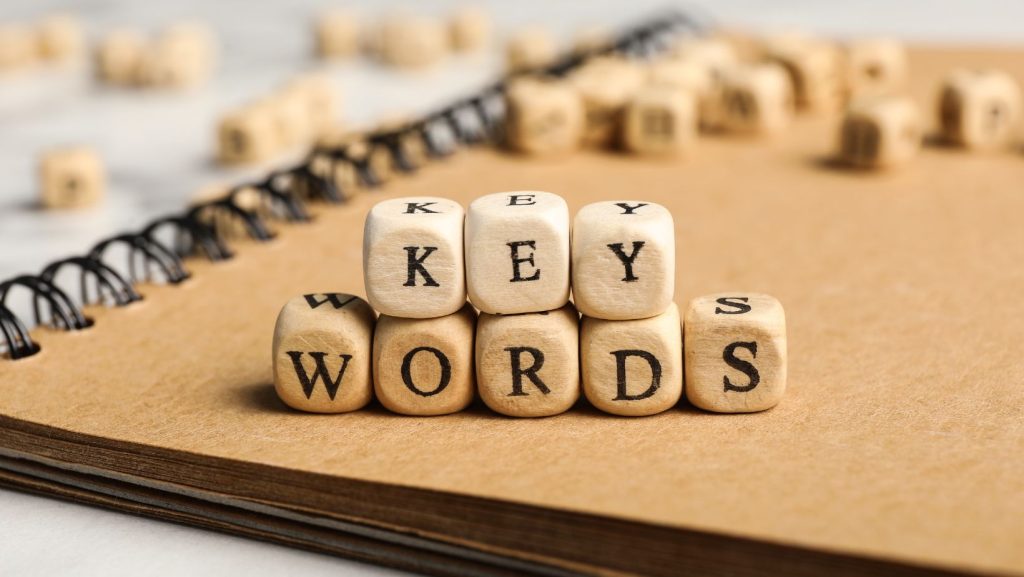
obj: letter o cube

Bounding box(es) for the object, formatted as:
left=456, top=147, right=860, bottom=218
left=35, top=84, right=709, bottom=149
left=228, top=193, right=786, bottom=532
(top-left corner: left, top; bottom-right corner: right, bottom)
left=684, top=293, right=787, bottom=413
left=839, top=96, right=921, bottom=169
left=581, top=303, right=683, bottom=416
left=364, top=197, right=466, bottom=319
left=465, top=191, right=570, bottom=315
left=273, top=294, right=375, bottom=413
left=938, top=69, right=1022, bottom=150
left=476, top=305, right=579, bottom=417
left=373, top=304, right=476, bottom=416
left=572, top=200, right=675, bottom=320
left=39, top=147, right=105, bottom=210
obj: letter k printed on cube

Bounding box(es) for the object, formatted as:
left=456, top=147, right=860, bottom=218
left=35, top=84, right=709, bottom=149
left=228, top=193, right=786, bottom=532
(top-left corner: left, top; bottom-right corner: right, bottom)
left=363, top=197, right=467, bottom=318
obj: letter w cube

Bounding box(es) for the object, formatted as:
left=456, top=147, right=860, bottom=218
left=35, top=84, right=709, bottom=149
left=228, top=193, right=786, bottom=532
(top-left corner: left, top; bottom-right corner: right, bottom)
left=364, top=197, right=466, bottom=318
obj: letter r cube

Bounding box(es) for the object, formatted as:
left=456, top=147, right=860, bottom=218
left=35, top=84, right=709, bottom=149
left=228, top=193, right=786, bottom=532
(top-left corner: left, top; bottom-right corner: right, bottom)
left=465, top=191, right=570, bottom=314
left=572, top=201, right=675, bottom=320
left=364, top=197, right=466, bottom=318
left=684, top=293, right=787, bottom=413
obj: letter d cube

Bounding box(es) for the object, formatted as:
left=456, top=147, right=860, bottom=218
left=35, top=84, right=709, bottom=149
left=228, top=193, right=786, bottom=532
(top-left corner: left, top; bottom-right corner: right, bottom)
left=273, top=294, right=375, bottom=413
left=684, top=293, right=787, bottom=413
left=364, top=197, right=466, bottom=319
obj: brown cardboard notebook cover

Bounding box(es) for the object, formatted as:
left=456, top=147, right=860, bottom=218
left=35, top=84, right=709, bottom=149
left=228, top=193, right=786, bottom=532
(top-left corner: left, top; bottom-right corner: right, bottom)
left=2, top=46, right=1023, bottom=577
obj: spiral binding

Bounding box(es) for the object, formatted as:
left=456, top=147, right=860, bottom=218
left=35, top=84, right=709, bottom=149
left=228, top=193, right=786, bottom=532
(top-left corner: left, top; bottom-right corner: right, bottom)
left=0, top=11, right=701, bottom=360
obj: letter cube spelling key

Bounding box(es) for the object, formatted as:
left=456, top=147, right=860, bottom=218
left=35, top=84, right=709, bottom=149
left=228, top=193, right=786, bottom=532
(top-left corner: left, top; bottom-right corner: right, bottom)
left=684, top=293, right=787, bottom=413
left=581, top=303, right=683, bottom=416
left=364, top=197, right=466, bottom=319
left=476, top=304, right=579, bottom=417
left=373, top=303, right=476, bottom=416
left=572, top=200, right=675, bottom=320
left=839, top=96, right=921, bottom=169
left=465, top=191, right=570, bottom=315
left=623, top=85, right=698, bottom=156
left=38, top=147, right=105, bottom=210
left=505, top=78, right=584, bottom=156
left=719, top=63, right=794, bottom=135
left=273, top=293, right=376, bottom=413
left=938, top=69, right=1022, bottom=150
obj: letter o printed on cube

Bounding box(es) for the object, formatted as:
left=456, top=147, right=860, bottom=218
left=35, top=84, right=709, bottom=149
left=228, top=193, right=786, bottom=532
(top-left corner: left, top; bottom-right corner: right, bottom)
left=476, top=304, right=579, bottom=417
left=373, top=304, right=476, bottom=416
left=572, top=200, right=675, bottom=320
left=684, top=293, right=787, bottom=413
left=581, top=303, right=683, bottom=416
left=364, top=197, right=466, bottom=319
left=273, top=294, right=376, bottom=413
left=465, top=191, right=570, bottom=315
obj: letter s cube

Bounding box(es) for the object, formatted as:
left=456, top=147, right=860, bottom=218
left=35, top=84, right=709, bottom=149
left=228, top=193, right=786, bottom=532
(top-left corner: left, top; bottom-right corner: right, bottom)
left=272, top=294, right=375, bottom=413
left=363, top=197, right=466, bottom=319
left=684, top=293, right=787, bottom=413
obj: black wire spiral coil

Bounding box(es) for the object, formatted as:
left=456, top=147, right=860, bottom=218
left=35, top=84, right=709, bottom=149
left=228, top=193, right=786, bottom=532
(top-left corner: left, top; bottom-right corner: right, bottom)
left=0, top=12, right=700, bottom=361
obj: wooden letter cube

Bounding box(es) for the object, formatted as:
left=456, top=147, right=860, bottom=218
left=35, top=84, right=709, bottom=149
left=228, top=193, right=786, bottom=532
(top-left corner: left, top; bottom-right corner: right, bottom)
left=570, top=58, right=647, bottom=147
left=476, top=304, right=579, bottom=417
left=466, top=191, right=570, bottom=315
left=39, top=147, right=105, bottom=210
left=844, top=38, right=907, bottom=98
left=623, top=85, right=697, bottom=156
left=719, top=64, right=794, bottom=134
left=378, top=16, right=448, bottom=69
left=373, top=304, right=476, bottom=416
left=315, top=10, right=360, bottom=59
left=581, top=303, right=682, bottom=416
left=938, top=69, right=1022, bottom=150
left=449, top=6, right=490, bottom=52
left=505, top=78, right=584, bottom=156
left=764, top=36, right=842, bottom=112
left=0, top=24, right=36, bottom=69
left=839, top=96, right=921, bottom=169
left=505, top=26, right=556, bottom=73
left=95, top=29, right=145, bottom=86
left=364, top=196, right=466, bottom=319
left=137, top=23, right=215, bottom=89
left=684, top=293, right=787, bottom=413
left=273, top=294, right=375, bottom=413
left=217, top=105, right=279, bottom=164
left=572, top=201, right=675, bottom=320
left=36, top=14, right=83, bottom=61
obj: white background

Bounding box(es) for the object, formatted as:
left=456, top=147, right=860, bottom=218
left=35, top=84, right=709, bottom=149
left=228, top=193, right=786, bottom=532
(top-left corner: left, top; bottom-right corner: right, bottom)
left=1, top=1, right=1021, bottom=575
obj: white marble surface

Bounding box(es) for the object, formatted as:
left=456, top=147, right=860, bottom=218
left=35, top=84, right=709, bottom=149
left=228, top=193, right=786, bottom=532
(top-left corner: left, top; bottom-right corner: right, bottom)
left=1, top=1, right=1021, bottom=575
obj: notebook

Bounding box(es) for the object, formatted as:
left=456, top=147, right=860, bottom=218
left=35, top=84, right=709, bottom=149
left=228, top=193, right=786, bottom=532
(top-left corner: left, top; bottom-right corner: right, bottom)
left=1, top=15, right=1023, bottom=576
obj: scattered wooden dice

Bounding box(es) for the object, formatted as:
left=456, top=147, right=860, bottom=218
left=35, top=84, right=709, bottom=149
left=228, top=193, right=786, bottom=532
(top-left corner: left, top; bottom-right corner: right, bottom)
left=217, top=105, right=279, bottom=164
left=272, top=294, right=376, bottom=413
left=38, top=147, right=105, bottom=210
left=938, top=69, right=1022, bottom=150
left=376, top=15, right=448, bottom=69
left=373, top=304, right=477, bottom=415
left=363, top=197, right=467, bottom=318
left=763, top=34, right=842, bottom=112
left=94, top=29, right=145, bottom=85
left=506, top=26, right=557, bottom=73
left=839, top=96, right=921, bottom=169
left=465, top=191, right=571, bottom=315
left=449, top=6, right=491, bottom=53
left=719, top=63, right=795, bottom=134
left=684, top=293, right=787, bottom=413
left=844, top=38, right=907, bottom=99
left=36, top=14, right=83, bottom=62
left=504, top=78, right=585, bottom=155
left=95, top=23, right=215, bottom=89
left=570, top=57, right=647, bottom=147
left=476, top=305, right=580, bottom=417
left=315, top=9, right=360, bottom=59
left=622, top=84, right=698, bottom=156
